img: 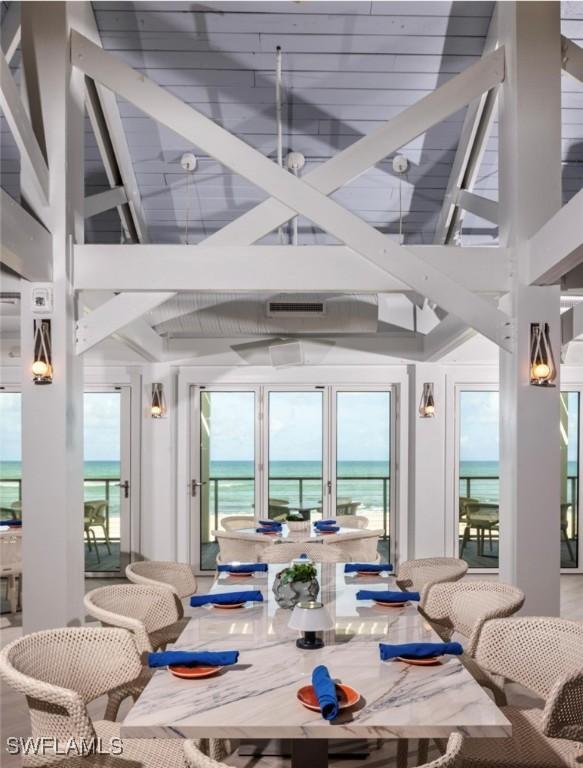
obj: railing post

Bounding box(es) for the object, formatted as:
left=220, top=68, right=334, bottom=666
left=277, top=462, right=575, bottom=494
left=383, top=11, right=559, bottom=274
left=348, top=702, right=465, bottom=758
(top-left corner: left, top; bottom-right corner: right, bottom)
left=214, top=478, right=219, bottom=532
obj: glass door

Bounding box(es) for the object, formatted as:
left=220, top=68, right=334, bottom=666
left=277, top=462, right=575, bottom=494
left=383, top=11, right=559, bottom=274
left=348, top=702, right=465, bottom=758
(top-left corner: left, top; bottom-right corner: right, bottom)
left=332, top=389, right=392, bottom=561
left=83, top=388, right=131, bottom=576
left=265, top=388, right=327, bottom=523
left=0, top=391, right=22, bottom=521
left=193, top=389, right=258, bottom=570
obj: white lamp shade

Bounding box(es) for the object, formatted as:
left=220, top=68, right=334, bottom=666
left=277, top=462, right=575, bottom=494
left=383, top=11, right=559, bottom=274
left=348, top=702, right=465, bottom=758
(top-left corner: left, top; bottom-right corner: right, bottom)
left=288, top=601, right=334, bottom=632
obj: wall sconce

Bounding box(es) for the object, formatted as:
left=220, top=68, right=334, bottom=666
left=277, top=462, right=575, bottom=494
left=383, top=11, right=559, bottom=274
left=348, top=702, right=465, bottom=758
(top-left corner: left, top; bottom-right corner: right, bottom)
left=32, top=319, right=52, bottom=385
left=151, top=382, right=166, bottom=418
left=530, top=322, right=556, bottom=387
left=419, top=382, right=435, bottom=418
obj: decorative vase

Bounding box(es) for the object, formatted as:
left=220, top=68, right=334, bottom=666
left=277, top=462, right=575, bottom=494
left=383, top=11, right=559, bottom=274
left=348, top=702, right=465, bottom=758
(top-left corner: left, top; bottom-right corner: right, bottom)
left=273, top=573, right=320, bottom=609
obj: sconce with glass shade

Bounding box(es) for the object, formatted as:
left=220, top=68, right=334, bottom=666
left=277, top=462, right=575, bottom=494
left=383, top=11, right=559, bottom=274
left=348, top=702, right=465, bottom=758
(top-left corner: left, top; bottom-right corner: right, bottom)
left=530, top=322, right=556, bottom=387
left=419, top=382, right=435, bottom=418
left=32, top=319, right=52, bottom=385
left=151, top=382, right=166, bottom=418
left=288, top=601, right=334, bottom=649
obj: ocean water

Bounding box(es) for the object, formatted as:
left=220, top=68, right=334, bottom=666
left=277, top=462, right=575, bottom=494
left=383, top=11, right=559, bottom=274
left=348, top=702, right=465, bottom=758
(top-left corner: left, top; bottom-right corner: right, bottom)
left=1, top=459, right=577, bottom=521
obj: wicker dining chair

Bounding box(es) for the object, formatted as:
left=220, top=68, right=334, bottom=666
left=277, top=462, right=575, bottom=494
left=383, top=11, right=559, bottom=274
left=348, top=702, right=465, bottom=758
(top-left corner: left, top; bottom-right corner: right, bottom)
left=213, top=530, right=274, bottom=564
left=395, top=557, right=468, bottom=605
left=184, top=732, right=463, bottom=768
left=126, top=560, right=197, bottom=599
left=335, top=514, right=369, bottom=529
left=260, top=542, right=344, bottom=563
left=323, top=529, right=381, bottom=562
left=220, top=515, right=256, bottom=531
left=84, top=584, right=182, bottom=719
left=456, top=617, right=583, bottom=767
left=422, top=581, right=525, bottom=656
left=0, top=626, right=188, bottom=768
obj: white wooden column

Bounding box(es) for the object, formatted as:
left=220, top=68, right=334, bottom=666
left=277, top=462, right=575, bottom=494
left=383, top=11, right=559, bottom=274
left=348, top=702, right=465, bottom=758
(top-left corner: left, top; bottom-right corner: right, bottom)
left=498, top=2, right=562, bottom=614
left=20, top=2, right=85, bottom=631
left=407, top=364, right=447, bottom=559
left=140, top=364, right=177, bottom=562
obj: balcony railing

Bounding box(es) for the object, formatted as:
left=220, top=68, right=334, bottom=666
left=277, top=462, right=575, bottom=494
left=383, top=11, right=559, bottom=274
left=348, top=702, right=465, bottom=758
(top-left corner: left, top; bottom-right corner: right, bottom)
left=203, top=475, right=390, bottom=540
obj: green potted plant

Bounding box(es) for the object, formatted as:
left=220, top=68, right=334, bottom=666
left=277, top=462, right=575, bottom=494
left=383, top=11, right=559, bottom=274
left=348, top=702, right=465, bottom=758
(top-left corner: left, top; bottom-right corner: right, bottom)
left=272, top=560, right=320, bottom=608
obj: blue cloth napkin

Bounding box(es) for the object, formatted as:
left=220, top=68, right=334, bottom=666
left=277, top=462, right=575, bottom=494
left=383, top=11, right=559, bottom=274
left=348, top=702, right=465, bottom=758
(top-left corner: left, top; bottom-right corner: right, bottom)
left=345, top=563, right=393, bottom=573
left=217, top=563, right=268, bottom=573
left=148, top=650, right=239, bottom=668
left=317, top=525, right=340, bottom=533
left=312, top=665, right=339, bottom=721
left=356, top=590, right=420, bottom=602
left=314, top=519, right=337, bottom=528
left=379, top=642, right=463, bottom=661
left=256, top=527, right=280, bottom=534
left=0, top=519, right=21, bottom=527
left=190, top=591, right=264, bottom=607
left=258, top=519, right=282, bottom=528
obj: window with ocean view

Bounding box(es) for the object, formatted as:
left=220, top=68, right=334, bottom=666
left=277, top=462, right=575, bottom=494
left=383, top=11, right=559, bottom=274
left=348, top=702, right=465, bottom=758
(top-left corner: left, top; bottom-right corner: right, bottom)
left=268, top=390, right=324, bottom=520
left=84, top=392, right=122, bottom=573
left=336, top=391, right=391, bottom=561
left=0, top=392, right=22, bottom=521
left=458, top=389, right=579, bottom=569
left=199, top=391, right=256, bottom=570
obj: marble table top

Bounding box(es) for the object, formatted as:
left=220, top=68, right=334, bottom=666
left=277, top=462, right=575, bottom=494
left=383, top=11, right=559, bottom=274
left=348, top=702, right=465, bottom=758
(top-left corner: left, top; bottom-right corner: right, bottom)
left=122, top=564, right=510, bottom=740
left=233, top=524, right=369, bottom=543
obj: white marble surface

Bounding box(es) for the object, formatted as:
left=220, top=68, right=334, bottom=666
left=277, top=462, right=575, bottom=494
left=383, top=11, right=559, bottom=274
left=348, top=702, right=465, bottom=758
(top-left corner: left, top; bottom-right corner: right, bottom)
left=122, top=564, right=510, bottom=740
left=233, top=524, right=367, bottom=543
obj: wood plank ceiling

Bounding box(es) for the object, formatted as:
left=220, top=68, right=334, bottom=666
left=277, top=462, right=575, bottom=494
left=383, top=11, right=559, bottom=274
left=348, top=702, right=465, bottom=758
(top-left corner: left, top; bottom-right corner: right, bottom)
left=1, top=1, right=582, bottom=249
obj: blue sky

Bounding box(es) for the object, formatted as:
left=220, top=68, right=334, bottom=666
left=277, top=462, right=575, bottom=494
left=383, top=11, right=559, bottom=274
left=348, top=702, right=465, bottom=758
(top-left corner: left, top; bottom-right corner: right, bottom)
left=0, top=389, right=578, bottom=465
left=0, top=392, right=121, bottom=462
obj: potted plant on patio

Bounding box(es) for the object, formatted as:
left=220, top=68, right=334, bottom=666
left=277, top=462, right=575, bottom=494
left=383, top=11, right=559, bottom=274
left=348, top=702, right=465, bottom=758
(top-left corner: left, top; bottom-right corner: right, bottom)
left=273, top=560, right=320, bottom=609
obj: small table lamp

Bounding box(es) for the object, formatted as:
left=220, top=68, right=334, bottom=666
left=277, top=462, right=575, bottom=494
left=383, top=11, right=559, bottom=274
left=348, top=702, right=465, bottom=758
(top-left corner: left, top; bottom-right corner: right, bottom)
left=288, top=601, right=334, bottom=650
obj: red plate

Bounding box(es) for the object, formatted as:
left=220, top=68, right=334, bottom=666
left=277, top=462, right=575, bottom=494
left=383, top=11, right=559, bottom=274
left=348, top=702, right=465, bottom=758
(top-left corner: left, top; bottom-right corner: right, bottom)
left=321, top=530, right=337, bottom=535
left=374, top=599, right=406, bottom=608
left=396, top=656, right=441, bottom=666
left=169, top=665, right=223, bottom=679
left=297, top=683, right=360, bottom=713
left=227, top=572, right=253, bottom=578
left=261, top=530, right=279, bottom=535
left=356, top=571, right=382, bottom=576
left=213, top=602, right=245, bottom=609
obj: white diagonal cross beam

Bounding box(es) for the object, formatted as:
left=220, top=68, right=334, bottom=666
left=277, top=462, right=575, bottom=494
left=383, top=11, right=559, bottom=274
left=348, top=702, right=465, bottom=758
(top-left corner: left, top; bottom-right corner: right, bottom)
left=0, top=47, right=49, bottom=207
left=71, top=32, right=510, bottom=350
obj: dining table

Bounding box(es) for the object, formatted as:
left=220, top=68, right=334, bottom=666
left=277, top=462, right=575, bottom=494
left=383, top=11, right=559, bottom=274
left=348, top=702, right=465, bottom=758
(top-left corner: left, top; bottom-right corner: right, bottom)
left=235, top=523, right=364, bottom=543
left=122, top=563, right=511, bottom=768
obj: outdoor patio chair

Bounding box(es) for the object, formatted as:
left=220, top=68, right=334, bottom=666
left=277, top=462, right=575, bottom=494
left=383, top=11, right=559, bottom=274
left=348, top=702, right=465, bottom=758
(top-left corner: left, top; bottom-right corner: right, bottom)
left=0, top=528, right=21, bottom=613
left=460, top=501, right=499, bottom=559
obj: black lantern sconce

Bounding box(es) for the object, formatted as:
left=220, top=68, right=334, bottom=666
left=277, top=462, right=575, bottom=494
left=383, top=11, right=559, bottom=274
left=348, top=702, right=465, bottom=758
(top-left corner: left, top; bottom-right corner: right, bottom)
left=419, top=382, right=436, bottom=418
left=530, top=323, right=556, bottom=387
left=151, top=382, right=167, bottom=418
left=32, top=319, right=52, bottom=385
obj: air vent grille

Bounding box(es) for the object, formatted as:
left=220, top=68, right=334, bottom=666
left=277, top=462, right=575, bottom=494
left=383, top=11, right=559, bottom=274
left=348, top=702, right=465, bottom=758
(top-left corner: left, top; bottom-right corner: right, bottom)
left=267, top=301, right=325, bottom=317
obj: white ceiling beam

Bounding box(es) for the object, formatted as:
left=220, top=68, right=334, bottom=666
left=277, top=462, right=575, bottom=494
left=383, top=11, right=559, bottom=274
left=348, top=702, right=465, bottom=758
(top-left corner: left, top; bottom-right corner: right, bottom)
left=84, top=186, right=127, bottom=219
left=562, top=35, right=583, bottom=83
left=422, top=314, right=475, bottom=361
left=71, top=37, right=505, bottom=325
left=434, top=6, right=499, bottom=244
left=1, top=1, right=20, bottom=64
left=73, top=244, right=510, bottom=294
left=561, top=303, right=583, bottom=346
left=0, top=188, right=51, bottom=281
left=70, top=6, right=148, bottom=243
left=0, top=47, right=49, bottom=207
left=456, top=189, right=499, bottom=225
left=76, top=292, right=171, bottom=357
left=71, top=33, right=511, bottom=350
left=528, top=188, right=583, bottom=285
